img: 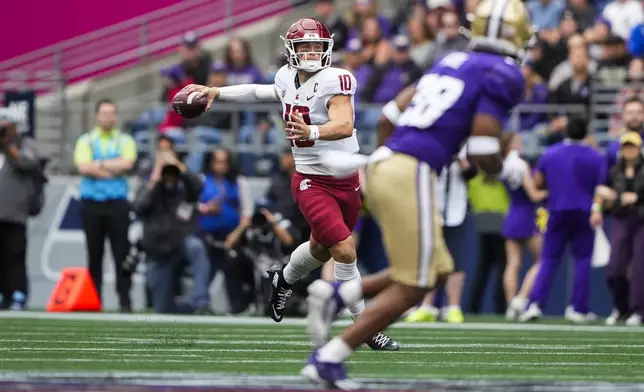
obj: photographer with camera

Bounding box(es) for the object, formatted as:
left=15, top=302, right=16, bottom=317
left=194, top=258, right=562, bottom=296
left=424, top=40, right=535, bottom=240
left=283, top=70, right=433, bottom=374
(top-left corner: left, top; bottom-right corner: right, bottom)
left=223, top=199, right=305, bottom=315
left=0, top=110, right=40, bottom=310
left=132, top=151, right=212, bottom=314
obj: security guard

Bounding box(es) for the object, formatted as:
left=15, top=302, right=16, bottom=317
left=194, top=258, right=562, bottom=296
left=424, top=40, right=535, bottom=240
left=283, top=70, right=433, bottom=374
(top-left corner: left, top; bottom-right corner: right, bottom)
left=73, top=98, right=137, bottom=312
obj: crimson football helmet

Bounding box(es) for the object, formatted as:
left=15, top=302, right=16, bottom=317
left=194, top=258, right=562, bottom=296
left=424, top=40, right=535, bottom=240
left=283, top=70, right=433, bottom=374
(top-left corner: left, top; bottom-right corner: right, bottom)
left=281, top=18, right=334, bottom=73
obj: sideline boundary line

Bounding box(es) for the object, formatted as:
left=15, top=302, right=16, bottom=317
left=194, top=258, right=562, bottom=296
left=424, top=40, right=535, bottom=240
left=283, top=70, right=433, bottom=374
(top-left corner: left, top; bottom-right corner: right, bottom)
left=1, top=372, right=644, bottom=391
left=1, top=311, right=643, bottom=333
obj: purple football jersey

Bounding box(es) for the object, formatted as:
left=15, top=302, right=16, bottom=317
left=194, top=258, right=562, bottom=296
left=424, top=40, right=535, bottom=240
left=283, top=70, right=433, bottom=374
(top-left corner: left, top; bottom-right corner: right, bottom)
left=386, top=51, right=526, bottom=172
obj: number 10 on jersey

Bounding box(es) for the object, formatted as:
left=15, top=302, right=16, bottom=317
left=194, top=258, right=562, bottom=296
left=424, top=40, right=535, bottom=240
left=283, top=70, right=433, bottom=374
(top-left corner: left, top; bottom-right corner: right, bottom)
left=285, top=103, right=315, bottom=148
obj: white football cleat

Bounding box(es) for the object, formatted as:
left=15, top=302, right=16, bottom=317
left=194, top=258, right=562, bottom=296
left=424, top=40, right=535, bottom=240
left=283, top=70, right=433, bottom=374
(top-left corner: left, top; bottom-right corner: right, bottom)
left=506, top=297, right=527, bottom=320
left=605, top=309, right=620, bottom=326
left=518, top=303, right=542, bottom=322
left=625, top=313, right=642, bottom=326
left=564, top=306, right=588, bottom=324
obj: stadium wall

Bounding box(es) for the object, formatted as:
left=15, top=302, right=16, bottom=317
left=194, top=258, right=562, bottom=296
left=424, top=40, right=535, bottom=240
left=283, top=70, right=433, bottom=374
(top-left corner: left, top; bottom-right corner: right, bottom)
left=2, top=0, right=185, bottom=62
left=27, top=176, right=613, bottom=317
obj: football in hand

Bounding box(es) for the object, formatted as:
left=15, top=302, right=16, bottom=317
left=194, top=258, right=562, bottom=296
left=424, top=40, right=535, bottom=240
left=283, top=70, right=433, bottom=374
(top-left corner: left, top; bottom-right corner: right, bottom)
left=172, top=90, right=208, bottom=119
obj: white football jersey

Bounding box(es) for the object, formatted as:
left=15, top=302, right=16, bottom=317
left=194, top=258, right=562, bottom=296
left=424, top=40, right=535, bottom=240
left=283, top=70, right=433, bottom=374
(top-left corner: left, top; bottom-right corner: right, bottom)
left=274, top=65, right=360, bottom=176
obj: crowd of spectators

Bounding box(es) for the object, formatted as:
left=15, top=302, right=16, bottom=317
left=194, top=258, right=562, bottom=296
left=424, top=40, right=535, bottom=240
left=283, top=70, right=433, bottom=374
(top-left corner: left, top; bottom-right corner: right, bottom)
left=126, top=0, right=644, bottom=174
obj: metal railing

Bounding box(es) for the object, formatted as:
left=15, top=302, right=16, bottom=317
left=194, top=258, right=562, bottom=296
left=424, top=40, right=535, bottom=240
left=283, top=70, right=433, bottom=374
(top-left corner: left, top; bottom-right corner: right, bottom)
left=589, top=77, right=641, bottom=132
left=46, top=101, right=599, bottom=174
left=0, top=0, right=292, bottom=89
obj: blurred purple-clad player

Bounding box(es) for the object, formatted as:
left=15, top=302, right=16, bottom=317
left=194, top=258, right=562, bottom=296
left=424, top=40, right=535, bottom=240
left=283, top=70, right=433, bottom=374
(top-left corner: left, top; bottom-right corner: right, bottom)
left=519, top=116, right=607, bottom=323
left=301, top=0, right=534, bottom=388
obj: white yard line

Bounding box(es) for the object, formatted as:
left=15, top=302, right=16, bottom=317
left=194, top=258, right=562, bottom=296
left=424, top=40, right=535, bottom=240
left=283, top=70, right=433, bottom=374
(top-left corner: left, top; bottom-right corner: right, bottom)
left=0, top=357, right=635, bottom=367
left=2, top=311, right=643, bottom=333
left=1, top=337, right=642, bottom=350
left=5, top=331, right=639, bottom=343
left=1, top=347, right=641, bottom=357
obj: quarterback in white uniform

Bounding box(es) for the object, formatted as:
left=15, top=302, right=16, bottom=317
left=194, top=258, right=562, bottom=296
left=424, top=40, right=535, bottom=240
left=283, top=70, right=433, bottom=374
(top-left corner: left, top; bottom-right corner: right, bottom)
left=184, top=17, right=398, bottom=351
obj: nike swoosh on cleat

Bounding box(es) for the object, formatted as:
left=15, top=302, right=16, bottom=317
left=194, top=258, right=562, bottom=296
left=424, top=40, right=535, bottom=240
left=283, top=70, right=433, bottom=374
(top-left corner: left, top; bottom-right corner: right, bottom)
left=271, top=306, right=281, bottom=321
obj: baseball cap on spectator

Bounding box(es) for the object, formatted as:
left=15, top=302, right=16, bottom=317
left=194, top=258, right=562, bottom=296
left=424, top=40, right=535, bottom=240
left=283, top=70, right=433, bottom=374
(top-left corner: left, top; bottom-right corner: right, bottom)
left=160, top=65, right=183, bottom=81
left=393, top=35, right=410, bottom=51
left=182, top=31, right=199, bottom=47
left=346, top=38, right=363, bottom=53
left=620, top=131, right=642, bottom=147
left=594, top=15, right=612, bottom=31
left=426, top=0, right=451, bottom=10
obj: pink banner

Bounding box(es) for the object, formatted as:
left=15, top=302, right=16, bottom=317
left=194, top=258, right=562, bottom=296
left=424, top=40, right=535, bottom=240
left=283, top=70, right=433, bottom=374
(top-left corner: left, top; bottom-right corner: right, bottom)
left=2, top=0, right=185, bottom=61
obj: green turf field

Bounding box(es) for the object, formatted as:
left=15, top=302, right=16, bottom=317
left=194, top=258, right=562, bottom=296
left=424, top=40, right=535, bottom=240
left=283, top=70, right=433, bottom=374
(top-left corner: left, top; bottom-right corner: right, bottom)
left=1, top=313, right=643, bottom=383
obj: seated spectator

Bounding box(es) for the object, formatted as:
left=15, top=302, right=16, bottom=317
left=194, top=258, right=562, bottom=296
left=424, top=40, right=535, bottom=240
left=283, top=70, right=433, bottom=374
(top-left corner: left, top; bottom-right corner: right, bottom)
left=203, top=61, right=231, bottom=118
left=546, top=45, right=592, bottom=143
left=342, top=38, right=371, bottom=86
left=425, top=0, right=454, bottom=33
left=158, top=67, right=194, bottom=134
left=362, top=35, right=422, bottom=105
left=347, top=0, right=392, bottom=41
left=549, top=34, right=598, bottom=90
left=565, top=0, right=597, bottom=32
left=593, top=132, right=644, bottom=326
left=559, top=11, right=580, bottom=44
left=534, top=28, right=569, bottom=82
left=610, top=59, right=644, bottom=134
left=224, top=37, right=264, bottom=85
left=606, top=97, right=644, bottom=168
left=426, top=10, right=469, bottom=66
left=356, top=37, right=409, bottom=133
left=198, top=149, right=253, bottom=313
left=528, top=0, right=565, bottom=30
left=160, top=32, right=211, bottom=101
left=357, top=16, right=387, bottom=65
left=132, top=150, right=211, bottom=314
left=406, top=15, right=437, bottom=69
left=224, top=37, right=276, bottom=172
left=596, top=36, right=631, bottom=83
left=602, top=0, right=643, bottom=41
left=584, top=16, right=612, bottom=60
left=390, top=0, right=428, bottom=35
left=314, top=0, right=349, bottom=51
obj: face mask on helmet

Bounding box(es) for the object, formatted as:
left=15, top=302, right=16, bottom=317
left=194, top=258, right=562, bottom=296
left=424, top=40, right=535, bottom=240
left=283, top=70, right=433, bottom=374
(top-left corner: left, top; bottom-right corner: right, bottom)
left=283, top=37, right=334, bottom=73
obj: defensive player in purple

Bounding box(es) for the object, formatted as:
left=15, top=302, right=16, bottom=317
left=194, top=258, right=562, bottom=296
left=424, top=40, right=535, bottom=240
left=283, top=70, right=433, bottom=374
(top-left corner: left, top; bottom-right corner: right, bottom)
left=519, top=116, right=607, bottom=322
left=300, top=0, right=533, bottom=388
